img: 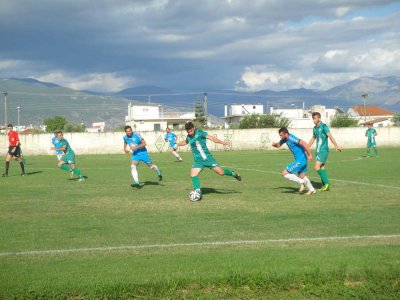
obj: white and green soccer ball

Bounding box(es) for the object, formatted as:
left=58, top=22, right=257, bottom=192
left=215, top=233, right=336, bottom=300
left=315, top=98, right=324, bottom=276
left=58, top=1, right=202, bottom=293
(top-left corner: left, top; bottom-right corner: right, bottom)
left=189, top=189, right=201, bottom=201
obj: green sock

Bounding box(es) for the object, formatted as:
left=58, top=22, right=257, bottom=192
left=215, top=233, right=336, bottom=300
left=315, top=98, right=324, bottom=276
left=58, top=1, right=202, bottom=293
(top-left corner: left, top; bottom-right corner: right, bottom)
left=60, top=164, right=72, bottom=172
left=367, top=148, right=371, bottom=156
left=223, top=168, right=235, bottom=176
left=191, top=176, right=201, bottom=190
left=317, top=169, right=330, bottom=185
left=374, top=148, right=378, bottom=156
left=73, top=168, right=82, bottom=177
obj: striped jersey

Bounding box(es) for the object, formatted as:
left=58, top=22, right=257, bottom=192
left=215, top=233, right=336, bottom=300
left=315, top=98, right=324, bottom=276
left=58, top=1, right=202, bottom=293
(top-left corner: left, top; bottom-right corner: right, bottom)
left=313, top=122, right=330, bottom=153
left=186, top=129, right=213, bottom=161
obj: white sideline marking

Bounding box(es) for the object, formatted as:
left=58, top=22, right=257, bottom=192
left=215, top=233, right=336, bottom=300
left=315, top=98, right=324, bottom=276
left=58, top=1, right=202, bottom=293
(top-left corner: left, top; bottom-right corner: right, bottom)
left=0, top=234, right=399, bottom=258
left=232, top=167, right=400, bottom=190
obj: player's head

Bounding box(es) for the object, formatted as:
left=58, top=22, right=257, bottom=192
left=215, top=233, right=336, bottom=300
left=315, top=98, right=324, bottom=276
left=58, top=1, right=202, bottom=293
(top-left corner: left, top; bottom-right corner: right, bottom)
left=124, top=125, right=133, bottom=137
left=55, top=130, right=63, bottom=140
left=278, top=127, right=289, bottom=140
left=7, top=124, right=13, bottom=132
left=367, top=123, right=373, bottom=128
left=312, top=112, right=321, bottom=125
left=165, top=127, right=171, bottom=133
left=185, top=122, right=195, bottom=136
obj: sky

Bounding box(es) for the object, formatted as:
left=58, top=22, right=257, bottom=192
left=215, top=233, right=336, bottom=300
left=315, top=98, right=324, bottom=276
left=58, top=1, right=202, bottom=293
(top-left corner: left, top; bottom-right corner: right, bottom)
left=0, top=0, right=399, bottom=93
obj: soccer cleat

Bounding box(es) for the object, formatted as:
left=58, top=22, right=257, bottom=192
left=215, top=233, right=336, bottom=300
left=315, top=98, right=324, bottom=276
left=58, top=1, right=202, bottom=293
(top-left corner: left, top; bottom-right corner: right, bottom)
left=233, top=172, right=242, bottom=181
left=131, top=183, right=142, bottom=189
left=70, top=171, right=74, bottom=178
left=78, top=176, right=85, bottom=182
left=21, top=173, right=26, bottom=176
left=2, top=173, right=8, bottom=177
left=299, top=183, right=305, bottom=193
left=158, top=173, right=163, bottom=181
left=319, top=184, right=331, bottom=192
left=305, top=190, right=316, bottom=195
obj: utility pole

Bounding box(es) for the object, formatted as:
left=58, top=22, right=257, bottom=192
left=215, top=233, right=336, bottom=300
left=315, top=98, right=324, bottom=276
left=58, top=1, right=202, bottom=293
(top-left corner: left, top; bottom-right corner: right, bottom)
left=361, top=93, right=368, bottom=122
left=148, top=95, right=151, bottom=104
left=17, top=106, right=20, bottom=127
left=203, top=92, right=208, bottom=116
left=3, top=91, right=8, bottom=127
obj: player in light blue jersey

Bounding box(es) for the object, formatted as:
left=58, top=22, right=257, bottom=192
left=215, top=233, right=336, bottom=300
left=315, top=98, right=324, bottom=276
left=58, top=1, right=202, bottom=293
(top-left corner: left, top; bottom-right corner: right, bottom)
left=123, top=125, right=162, bottom=188
left=164, top=127, right=182, bottom=162
left=52, top=132, right=64, bottom=161
left=272, top=127, right=316, bottom=195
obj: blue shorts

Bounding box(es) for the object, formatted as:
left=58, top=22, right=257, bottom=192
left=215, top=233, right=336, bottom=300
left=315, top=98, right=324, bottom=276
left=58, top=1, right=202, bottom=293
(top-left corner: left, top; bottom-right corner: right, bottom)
left=169, top=141, right=176, bottom=148
left=286, top=160, right=307, bottom=174
left=132, top=151, right=152, bottom=164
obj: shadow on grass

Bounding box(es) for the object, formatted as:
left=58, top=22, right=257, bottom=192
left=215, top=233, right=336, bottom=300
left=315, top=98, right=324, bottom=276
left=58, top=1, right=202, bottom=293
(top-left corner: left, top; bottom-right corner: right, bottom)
left=142, top=181, right=164, bottom=187
left=25, top=171, right=43, bottom=176
left=311, top=181, right=323, bottom=189
left=201, top=187, right=241, bottom=195
left=274, top=186, right=299, bottom=194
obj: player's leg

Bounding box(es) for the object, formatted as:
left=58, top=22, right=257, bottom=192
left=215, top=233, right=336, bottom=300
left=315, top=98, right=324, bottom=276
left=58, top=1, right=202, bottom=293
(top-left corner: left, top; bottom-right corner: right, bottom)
left=373, top=144, right=378, bottom=156
left=17, top=152, right=25, bottom=176
left=314, top=160, right=330, bottom=191
left=2, top=153, right=12, bottom=177
left=282, top=162, right=305, bottom=191
left=130, top=160, right=140, bottom=187
left=367, top=145, right=371, bottom=157
left=211, top=166, right=241, bottom=181
left=299, top=172, right=316, bottom=195
left=144, top=153, right=162, bottom=181
left=69, top=163, right=84, bottom=180
left=58, top=160, right=72, bottom=172
left=170, top=144, right=182, bottom=161
left=190, top=167, right=203, bottom=193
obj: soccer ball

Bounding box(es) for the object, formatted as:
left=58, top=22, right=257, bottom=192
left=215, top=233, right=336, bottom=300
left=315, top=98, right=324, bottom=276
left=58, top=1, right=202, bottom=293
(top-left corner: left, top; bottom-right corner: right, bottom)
left=189, top=189, right=201, bottom=202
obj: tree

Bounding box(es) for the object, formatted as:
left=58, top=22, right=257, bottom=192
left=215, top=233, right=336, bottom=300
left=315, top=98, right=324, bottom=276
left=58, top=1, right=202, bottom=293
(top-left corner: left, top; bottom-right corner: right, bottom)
left=239, top=114, right=291, bottom=129
left=392, top=113, right=400, bottom=126
left=330, top=113, right=359, bottom=127
left=43, top=116, right=67, bottom=132
left=194, top=99, right=207, bottom=128
left=63, top=123, right=86, bottom=132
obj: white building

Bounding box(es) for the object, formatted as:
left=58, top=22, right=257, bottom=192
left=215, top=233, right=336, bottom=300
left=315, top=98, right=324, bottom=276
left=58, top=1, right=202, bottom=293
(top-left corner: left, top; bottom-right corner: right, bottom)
left=347, top=105, right=395, bottom=127
left=126, top=103, right=195, bottom=131
left=223, top=104, right=264, bottom=128
left=86, top=122, right=106, bottom=133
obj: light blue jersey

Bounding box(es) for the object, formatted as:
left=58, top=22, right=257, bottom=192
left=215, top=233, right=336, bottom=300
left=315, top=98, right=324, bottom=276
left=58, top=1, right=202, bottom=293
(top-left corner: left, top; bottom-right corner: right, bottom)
left=52, top=136, right=63, bottom=155
left=123, top=132, right=147, bottom=155
left=165, top=132, right=177, bottom=148
left=280, top=133, right=307, bottom=162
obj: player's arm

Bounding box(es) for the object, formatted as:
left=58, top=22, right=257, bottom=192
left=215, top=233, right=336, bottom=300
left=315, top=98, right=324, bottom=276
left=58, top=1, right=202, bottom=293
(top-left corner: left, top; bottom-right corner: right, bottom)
left=206, top=134, right=229, bottom=146
left=52, top=145, right=66, bottom=151
left=272, top=140, right=284, bottom=148
left=308, top=136, right=316, bottom=148
left=176, top=140, right=188, bottom=147
left=299, top=139, right=312, bottom=161
left=130, top=139, right=146, bottom=151
left=327, top=132, right=341, bottom=152
left=123, top=141, right=130, bottom=154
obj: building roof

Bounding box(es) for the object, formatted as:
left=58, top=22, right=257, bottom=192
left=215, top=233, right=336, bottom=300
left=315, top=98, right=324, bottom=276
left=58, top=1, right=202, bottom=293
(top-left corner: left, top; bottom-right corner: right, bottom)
left=361, top=117, right=389, bottom=125
left=351, top=105, right=395, bottom=116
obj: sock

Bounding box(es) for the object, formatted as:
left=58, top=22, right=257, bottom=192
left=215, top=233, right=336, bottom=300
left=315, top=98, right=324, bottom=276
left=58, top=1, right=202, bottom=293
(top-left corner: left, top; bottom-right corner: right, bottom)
left=374, top=148, right=378, bottom=156
left=5, top=161, right=10, bottom=174
left=172, top=151, right=182, bottom=160
left=303, top=176, right=315, bottom=191
left=73, top=168, right=82, bottom=177
left=317, top=169, right=330, bottom=185
left=151, top=165, right=161, bottom=176
left=131, top=165, right=139, bottom=184
left=284, top=173, right=305, bottom=184
left=60, top=164, right=72, bottom=172
left=223, top=168, right=235, bottom=176
left=191, top=176, right=201, bottom=190
left=367, top=148, right=371, bottom=156
left=20, top=162, right=25, bottom=174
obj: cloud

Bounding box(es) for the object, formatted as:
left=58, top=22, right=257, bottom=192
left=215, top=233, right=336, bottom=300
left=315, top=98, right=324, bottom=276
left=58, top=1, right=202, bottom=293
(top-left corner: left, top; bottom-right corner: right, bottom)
left=35, top=72, right=136, bottom=92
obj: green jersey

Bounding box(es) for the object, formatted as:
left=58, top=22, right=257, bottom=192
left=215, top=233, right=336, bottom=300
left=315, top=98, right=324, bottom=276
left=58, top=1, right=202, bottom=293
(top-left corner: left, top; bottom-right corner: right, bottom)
left=58, top=138, right=75, bottom=156
left=313, top=122, right=330, bottom=153
left=366, top=128, right=377, bottom=144
left=186, top=129, right=214, bottom=162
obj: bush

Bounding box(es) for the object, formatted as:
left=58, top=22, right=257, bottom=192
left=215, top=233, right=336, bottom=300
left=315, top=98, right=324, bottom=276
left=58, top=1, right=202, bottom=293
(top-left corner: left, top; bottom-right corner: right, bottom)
left=330, top=113, right=359, bottom=127
left=63, top=123, right=86, bottom=132
left=43, top=116, right=68, bottom=132
left=239, top=114, right=291, bottom=129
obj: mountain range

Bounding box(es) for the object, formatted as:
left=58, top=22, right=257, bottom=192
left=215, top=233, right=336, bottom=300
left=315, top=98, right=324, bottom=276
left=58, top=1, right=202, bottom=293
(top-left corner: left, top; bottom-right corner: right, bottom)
left=0, top=75, right=398, bottom=128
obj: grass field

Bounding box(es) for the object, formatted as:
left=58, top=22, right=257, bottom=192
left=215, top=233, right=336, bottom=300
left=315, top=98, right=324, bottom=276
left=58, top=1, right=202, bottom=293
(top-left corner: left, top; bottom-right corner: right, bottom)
left=1, top=148, right=399, bottom=299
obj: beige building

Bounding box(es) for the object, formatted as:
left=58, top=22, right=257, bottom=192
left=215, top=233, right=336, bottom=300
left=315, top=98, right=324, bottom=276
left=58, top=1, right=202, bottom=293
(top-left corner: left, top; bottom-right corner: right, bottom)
left=348, top=106, right=395, bottom=127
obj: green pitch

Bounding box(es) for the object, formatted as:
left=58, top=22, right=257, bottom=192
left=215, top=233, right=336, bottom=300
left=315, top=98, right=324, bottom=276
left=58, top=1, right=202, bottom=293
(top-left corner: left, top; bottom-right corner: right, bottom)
left=0, top=148, right=399, bottom=298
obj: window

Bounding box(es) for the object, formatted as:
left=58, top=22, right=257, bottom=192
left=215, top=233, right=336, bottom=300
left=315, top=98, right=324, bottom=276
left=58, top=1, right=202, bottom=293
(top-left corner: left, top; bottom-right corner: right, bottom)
left=154, top=123, right=161, bottom=131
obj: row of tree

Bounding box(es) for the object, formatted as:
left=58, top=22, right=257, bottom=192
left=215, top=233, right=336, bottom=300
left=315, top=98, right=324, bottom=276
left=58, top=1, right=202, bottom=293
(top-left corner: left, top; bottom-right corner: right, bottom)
left=43, top=116, right=86, bottom=132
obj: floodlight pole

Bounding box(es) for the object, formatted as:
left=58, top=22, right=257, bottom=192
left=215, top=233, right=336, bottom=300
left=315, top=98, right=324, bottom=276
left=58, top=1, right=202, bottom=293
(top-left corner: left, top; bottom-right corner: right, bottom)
left=17, top=106, right=20, bottom=127
left=3, top=91, right=8, bottom=127
left=361, top=93, right=368, bottom=122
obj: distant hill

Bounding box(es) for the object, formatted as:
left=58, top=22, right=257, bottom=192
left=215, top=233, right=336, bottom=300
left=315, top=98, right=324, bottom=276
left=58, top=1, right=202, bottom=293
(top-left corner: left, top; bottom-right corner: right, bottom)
left=117, top=85, right=173, bottom=96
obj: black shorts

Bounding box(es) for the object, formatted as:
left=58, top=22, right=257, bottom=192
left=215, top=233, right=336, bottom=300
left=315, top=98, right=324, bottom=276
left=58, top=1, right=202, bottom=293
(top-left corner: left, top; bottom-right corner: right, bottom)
left=8, top=146, right=22, bottom=157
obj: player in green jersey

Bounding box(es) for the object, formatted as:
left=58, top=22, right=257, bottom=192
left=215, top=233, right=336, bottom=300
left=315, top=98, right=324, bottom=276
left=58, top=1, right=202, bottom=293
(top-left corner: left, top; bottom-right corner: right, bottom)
left=365, top=123, right=378, bottom=157
left=308, top=112, right=341, bottom=192
left=51, top=131, right=86, bottom=182
left=176, top=122, right=241, bottom=200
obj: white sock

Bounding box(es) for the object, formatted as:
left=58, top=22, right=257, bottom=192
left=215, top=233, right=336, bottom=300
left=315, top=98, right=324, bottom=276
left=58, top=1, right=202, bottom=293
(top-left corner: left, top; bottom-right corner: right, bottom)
left=284, top=173, right=305, bottom=184
left=172, top=151, right=182, bottom=160
left=131, top=165, right=139, bottom=183
left=303, top=176, right=315, bottom=191
left=151, top=164, right=161, bottom=175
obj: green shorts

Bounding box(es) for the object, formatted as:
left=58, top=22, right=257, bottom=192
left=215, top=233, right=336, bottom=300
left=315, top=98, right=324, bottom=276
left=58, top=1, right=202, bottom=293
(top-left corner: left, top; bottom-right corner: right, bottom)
left=367, top=142, right=376, bottom=148
left=61, top=152, right=76, bottom=165
left=192, top=158, right=219, bottom=169
left=316, top=150, right=329, bottom=164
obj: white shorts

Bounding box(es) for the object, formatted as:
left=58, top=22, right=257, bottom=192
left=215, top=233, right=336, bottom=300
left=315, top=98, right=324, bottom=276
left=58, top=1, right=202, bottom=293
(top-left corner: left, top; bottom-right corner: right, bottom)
left=57, top=154, right=63, bottom=161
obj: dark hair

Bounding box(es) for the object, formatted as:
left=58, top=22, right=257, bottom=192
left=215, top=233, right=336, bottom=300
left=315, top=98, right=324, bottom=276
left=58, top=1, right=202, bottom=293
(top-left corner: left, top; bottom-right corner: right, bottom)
left=279, top=127, right=289, bottom=134
left=124, top=125, right=132, bottom=131
left=7, top=124, right=13, bottom=128
left=312, top=112, right=321, bottom=118
left=55, top=130, right=63, bottom=135
left=185, top=122, right=194, bottom=130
